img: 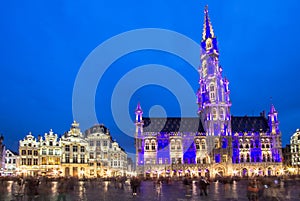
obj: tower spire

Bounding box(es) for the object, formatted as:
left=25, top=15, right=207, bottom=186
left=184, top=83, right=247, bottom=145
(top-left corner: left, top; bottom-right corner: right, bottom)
left=197, top=6, right=231, bottom=136
left=202, top=5, right=215, bottom=41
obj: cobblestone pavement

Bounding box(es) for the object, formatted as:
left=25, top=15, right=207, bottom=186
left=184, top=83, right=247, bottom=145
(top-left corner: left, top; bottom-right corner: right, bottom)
left=0, top=179, right=300, bottom=201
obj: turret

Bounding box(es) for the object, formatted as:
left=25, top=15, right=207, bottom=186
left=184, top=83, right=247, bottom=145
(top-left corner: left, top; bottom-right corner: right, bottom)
left=135, top=102, right=143, bottom=123
left=135, top=102, right=144, bottom=167
left=268, top=104, right=279, bottom=134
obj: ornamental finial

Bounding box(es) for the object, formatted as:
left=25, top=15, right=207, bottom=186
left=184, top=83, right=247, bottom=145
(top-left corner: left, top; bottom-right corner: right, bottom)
left=202, top=5, right=215, bottom=41
left=205, top=5, right=208, bottom=12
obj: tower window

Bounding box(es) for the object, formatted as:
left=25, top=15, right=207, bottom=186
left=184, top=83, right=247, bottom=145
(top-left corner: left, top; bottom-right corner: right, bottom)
left=195, top=140, right=200, bottom=150
left=220, top=108, right=225, bottom=120
left=171, top=140, right=175, bottom=150
left=145, top=140, right=149, bottom=150
left=151, top=141, right=156, bottom=150
left=212, top=108, right=217, bottom=120
left=210, top=85, right=215, bottom=101
left=206, top=38, right=213, bottom=50
left=201, top=140, right=206, bottom=149
left=176, top=140, right=181, bottom=150
left=214, top=139, right=220, bottom=148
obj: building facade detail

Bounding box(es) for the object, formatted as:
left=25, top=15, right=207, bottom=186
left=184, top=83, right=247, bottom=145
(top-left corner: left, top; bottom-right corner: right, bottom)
left=291, top=129, right=300, bottom=166
left=60, top=121, right=89, bottom=178
left=15, top=121, right=127, bottom=178
left=85, top=124, right=127, bottom=177
left=19, top=133, right=39, bottom=176
left=134, top=7, right=283, bottom=178
left=4, top=149, right=18, bottom=176
left=39, top=129, right=61, bottom=177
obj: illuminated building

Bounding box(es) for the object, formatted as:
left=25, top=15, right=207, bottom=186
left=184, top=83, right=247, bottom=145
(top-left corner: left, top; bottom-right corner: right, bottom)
left=4, top=149, right=18, bottom=176
left=291, top=129, right=300, bottom=166
left=39, top=129, right=61, bottom=177
left=85, top=124, right=127, bottom=177
left=282, top=144, right=292, bottom=166
left=135, top=6, right=283, bottom=178
left=60, top=121, right=89, bottom=178
left=17, top=121, right=128, bottom=178
left=19, top=132, right=39, bottom=176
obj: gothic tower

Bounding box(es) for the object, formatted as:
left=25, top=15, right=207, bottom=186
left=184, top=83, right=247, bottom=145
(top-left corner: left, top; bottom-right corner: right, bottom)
left=197, top=6, right=232, bottom=165
left=197, top=6, right=232, bottom=137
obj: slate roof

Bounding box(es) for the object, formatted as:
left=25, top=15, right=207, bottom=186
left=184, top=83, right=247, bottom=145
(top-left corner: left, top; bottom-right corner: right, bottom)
left=231, top=116, right=269, bottom=133
left=142, top=117, right=205, bottom=133
left=84, top=124, right=111, bottom=137
left=142, top=116, right=269, bottom=133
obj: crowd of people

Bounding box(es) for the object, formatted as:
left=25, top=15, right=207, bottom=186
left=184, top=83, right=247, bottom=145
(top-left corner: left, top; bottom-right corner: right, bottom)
left=0, top=174, right=297, bottom=201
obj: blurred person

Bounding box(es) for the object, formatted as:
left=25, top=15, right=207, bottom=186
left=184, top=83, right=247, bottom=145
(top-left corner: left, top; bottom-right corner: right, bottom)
left=130, top=176, right=139, bottom=196
left=57, top=178, right=67, bottom=201
left=12, top=178, right=25, bottom=201
left=247, top=179, right=259, bottom=201
left=198, top=176, right=209, bottom=196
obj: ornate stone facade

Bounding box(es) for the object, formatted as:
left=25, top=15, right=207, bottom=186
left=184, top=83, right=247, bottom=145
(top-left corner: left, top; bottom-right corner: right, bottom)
left=4, top=149, right=18, bottom=176
left=60, top=121, right=89, bottom=178
left=135, top=7, right=283, bottom=178
left=291, top=129, right=300, bottom=167
left=39, top=129, right=61, bottom=176
left=19, top=133, right=39, bottom=176
left=17, top=121, right=127, bottom=178
left=85, top=124, right=128, bottom=177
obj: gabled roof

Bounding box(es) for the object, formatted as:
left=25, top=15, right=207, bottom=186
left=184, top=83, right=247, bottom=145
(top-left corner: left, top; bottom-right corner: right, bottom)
left=6, top=149, right=18, bottom=156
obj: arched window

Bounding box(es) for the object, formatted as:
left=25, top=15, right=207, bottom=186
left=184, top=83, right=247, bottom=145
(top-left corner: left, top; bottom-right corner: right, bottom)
left=267, top=154, right=271, bottom=162
left=176, top=140, right=181, bottom=150
left=210, top=84, right=215, bottom=101
left=212, top=108, right=217, bottom=120
left=220, top=108, right=225, bottom=120
left=262, top=154, right=266, bottom=162
left=206, top=38, right=212, bottom=50
left=151, top=141, right=156, bottom=150
left=195, top=140, right=200, bottom=150
left=214, top=139, right=220, bottom=148
left=246, top=154, right=250, bottom=162
left=201, top=140, right=206, bottom=150
left=171, top=140, right=175, bottom=150
left=145, top=140, right=149, bottom=150
left=240, top=155, right=244, bottom=163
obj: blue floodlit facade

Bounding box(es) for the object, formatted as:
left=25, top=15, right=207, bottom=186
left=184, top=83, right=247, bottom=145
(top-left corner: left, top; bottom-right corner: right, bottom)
left=134, top=7, right=283, bottom=178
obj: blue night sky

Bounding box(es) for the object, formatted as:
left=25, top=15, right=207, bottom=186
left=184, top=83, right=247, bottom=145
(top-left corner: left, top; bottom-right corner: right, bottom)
left=1, top=0, right=300, bottom=156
